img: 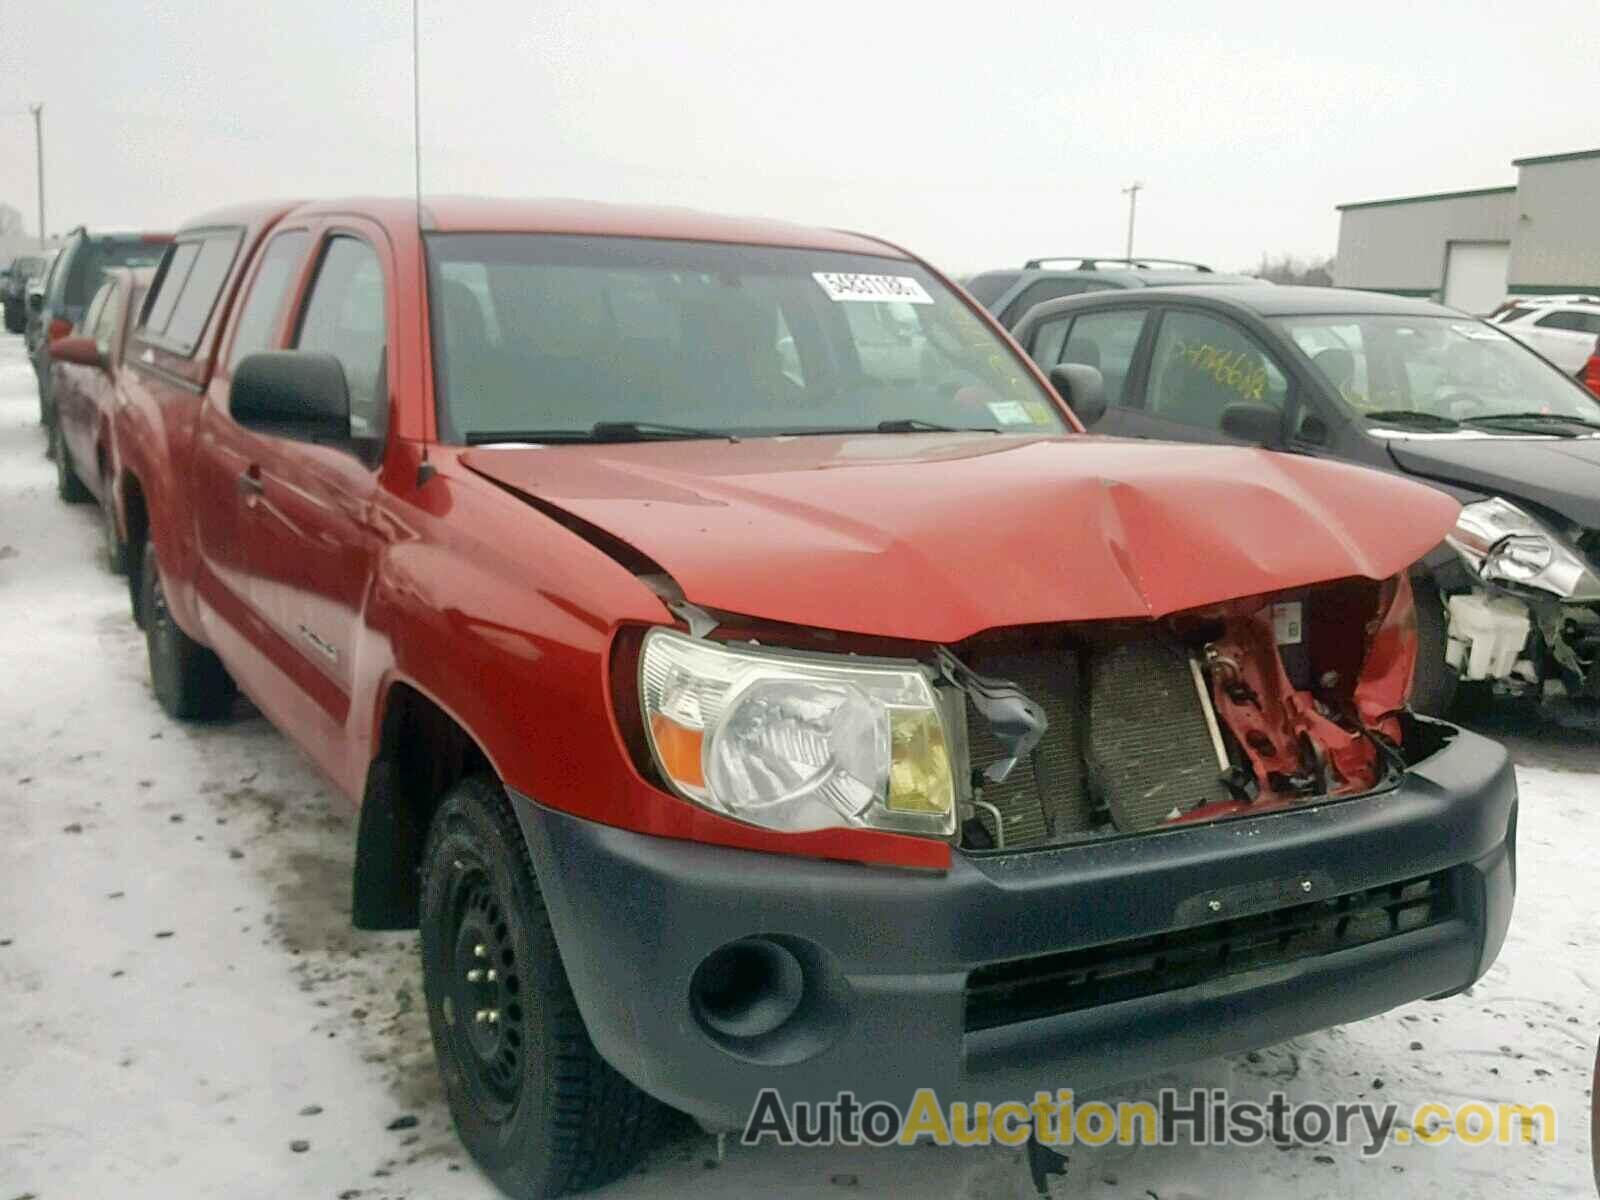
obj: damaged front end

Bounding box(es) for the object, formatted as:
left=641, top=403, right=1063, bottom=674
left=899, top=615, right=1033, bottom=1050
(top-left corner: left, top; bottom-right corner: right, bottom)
left=1442, top=498, right=1600, bottom=702
left=948, top=574, right=1426, bottom=853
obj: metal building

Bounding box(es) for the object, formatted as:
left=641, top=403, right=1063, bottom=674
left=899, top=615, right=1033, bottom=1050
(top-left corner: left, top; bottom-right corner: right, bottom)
left=1333, top=148, right=1600, bottom=314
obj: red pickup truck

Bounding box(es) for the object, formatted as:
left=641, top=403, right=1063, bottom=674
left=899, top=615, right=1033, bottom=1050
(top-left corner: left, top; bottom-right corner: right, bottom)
left=113, top=197, right=1516, bottom=1197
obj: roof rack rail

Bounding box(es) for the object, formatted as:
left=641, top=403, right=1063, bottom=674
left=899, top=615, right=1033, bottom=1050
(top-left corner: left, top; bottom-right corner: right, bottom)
left=1022, top=256, right=1214, bottom=272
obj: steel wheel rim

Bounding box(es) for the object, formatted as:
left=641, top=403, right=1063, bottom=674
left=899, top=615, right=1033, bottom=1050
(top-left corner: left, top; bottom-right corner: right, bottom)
left=440, top=859, right=526, bottom=1120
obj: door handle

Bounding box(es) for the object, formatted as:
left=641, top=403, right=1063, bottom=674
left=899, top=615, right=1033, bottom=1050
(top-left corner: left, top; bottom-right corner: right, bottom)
left=238, top=465, right=264, bottom=504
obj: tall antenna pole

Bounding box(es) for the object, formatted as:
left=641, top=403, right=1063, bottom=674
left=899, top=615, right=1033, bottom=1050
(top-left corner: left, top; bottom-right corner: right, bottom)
left=411, top=0, right=423, bottom=228
left=29, top=103, right=45, bottom=248
left=1122, top=181, right=1142, bottom=262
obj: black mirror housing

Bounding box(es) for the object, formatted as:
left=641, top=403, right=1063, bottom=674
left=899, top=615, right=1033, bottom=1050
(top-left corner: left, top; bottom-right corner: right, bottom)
left=1048, top=363, right=1108, bottom=428
left=27, top=292, right=43, bottom=314
left=231, top=351, right=351, bottom=443
left=1220, top=402, right=1283, bottom=446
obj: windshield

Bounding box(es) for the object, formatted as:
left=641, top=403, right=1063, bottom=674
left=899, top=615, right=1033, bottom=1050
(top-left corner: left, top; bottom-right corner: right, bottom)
left=1277, top=314, right=1600, bottom=425
left=425, top=235, right=1066, bottom=442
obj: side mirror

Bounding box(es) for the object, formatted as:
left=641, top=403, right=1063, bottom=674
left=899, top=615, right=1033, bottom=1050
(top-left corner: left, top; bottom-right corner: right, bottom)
left=1048, top=363, right=1108, bottom=427
left=1220, top=402, right=1283, bottom=446
left=27, top=291, right=44, bottom=315
left=231, top=351, right=351, bottom=443
left=51, top=335, right=106, bottom=370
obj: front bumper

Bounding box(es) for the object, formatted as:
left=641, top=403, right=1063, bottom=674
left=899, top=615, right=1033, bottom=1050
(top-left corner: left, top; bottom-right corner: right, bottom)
left=514, top=721, right=1516, bottom=1130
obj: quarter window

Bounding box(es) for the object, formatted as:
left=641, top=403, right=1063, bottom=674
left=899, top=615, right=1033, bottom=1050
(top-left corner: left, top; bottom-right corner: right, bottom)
left=295, top=236, right=388, bottom=442
left=1148, top=310, right=1288, bottom=431
left=227, top=231, right=311, bottom=369
left=140, top=230, right=243, bottom=356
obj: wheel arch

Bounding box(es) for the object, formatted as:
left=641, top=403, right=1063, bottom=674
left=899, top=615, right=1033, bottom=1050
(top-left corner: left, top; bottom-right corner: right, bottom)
left=352, top=677, right=499, bottom=930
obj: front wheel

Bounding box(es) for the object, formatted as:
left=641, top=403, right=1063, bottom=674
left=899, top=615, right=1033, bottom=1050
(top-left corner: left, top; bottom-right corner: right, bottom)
left=101, top=492, right=128, bottom=575
left=1409, top=573, right=1458, bottom=718
left=420, top=776, right=669, bottom=1198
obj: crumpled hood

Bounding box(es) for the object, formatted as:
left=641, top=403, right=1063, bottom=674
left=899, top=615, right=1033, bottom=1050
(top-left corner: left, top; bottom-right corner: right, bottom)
left=463, top=434, right=1460, bottom=643
left=1386, top=434, right=1600, bottom=528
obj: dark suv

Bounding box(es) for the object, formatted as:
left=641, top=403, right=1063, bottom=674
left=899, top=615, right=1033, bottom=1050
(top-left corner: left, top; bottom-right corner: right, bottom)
left=1010, top=283, right=1600, bottom=714
left=966, top=256, right=1261, bottom=326
left=32, top=227, right=169, bottom=428
left=3, top=251, right=55, bottom=334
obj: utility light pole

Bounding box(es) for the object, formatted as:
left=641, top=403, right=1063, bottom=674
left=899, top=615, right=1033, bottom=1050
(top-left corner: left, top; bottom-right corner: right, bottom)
left=29, top=103, right=45, bottom=247
left=1122, top=181, right=1142, bottom=262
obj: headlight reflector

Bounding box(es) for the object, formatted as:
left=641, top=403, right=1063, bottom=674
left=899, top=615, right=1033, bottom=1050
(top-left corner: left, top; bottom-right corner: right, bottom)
left=640, top=629, right=954, bottom=837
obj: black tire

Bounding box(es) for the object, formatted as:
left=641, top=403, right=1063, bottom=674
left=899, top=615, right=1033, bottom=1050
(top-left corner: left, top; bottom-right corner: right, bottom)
left=141, top=545, right=236, bottom=719
left=3, top=303, right=22, bottom=334
left=52, top=422, right=91, bottom=503
left=420, top=776, right=669, bottom=1198
left=101, top=491, right=128, bottom=575
left=1409, top=573, right=1457, bottom=719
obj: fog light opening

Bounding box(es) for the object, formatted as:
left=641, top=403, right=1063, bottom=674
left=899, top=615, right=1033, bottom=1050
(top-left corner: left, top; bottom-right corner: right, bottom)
left=692, top=938, right=805, bottom=1040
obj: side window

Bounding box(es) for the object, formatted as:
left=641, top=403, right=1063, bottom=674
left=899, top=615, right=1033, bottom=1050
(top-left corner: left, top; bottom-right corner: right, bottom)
left=295, top=236, right=388, bottom=443
left=141, top=242, right=200, bottom=335
left=1147, top=310, right=1288, bottom=432
left=91, top=282, right=123, bottom=348
left=227, top=230, right=312, bottom=369
left=80, top=281, right=114, bottom=343
left=1028, top=316, right=1072, bottom=367
left=1061, top=309, right=1147, bottom=407
left=139, top=230, right=242, bottom=356
left=1539, top=310, right=1600, bottom=335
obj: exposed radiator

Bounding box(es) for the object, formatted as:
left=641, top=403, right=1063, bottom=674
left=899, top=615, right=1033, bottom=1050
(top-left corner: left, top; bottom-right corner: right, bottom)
left=1086, top=640, right=1232, bottom=832
left=964, top=650, right=1093, bottom=848
left=963, top=638, right=1234, bottom=850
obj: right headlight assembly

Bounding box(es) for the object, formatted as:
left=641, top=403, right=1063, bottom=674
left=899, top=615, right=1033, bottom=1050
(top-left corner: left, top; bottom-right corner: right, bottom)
left=638, top=628, right=956, bottom=838
left=1447, top=497, right=1600, bottom=600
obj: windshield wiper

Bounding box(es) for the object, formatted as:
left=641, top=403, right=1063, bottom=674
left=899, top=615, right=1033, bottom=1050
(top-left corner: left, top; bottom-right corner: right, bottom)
left=1361, top=409, right=1461, bottom=429
left=1462, top=412, right=1600, bottom=433
left=875, top=418, right=999, bottom=434
left=590, top=420, right=740, bottom=443
left=463, top=421, right=739, bottom=446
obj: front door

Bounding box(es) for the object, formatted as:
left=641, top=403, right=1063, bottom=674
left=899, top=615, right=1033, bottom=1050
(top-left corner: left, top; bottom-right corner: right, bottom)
left=234, top=225, right=392, bottom=782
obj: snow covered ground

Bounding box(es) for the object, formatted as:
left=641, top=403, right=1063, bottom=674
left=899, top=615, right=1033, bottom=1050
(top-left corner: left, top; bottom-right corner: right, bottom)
left=0, top=330, right=1594, bottom=1200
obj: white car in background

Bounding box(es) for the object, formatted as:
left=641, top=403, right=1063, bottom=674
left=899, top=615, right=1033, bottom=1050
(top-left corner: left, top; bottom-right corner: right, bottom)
left=1493, top=296, right=1600, bottom=374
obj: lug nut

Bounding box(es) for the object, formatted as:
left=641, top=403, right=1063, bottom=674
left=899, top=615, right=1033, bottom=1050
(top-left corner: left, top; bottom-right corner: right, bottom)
left=475, top=1008, right=499, bottom=1024
left=1208, top=899, right=1223, bottom=913
left=467, top=969, right=484, bottom=983
left=474, top=943, right=487, bottom=959
left=1301, top=880, right=1314, bottom=893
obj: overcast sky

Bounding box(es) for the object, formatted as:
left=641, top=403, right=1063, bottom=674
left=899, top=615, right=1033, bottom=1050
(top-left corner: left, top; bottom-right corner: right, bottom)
left=2, top=0, right=1595, bottom=274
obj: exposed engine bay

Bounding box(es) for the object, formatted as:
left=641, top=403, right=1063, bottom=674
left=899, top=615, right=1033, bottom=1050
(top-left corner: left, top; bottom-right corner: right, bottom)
left=949, top=575, right=1421, bottom=852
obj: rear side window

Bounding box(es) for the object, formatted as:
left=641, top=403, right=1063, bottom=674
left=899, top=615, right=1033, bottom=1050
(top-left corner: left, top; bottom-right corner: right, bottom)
left=964, top=272, right=1020, bottom=308
left=140, top=230, right=243, bottom=356
left=227, top=231, right=311, bottom=369
left=1534, top=309, right=1600, bottom=335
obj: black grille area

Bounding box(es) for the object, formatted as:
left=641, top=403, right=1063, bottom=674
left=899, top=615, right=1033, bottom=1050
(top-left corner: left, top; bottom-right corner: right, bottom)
left=965, top=650, right=1092, bottom=847
left=964, top=871, right=1456, bottom=1032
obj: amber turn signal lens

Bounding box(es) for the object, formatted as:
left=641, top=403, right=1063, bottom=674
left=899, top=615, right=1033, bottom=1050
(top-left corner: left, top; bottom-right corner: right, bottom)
left=649, top=712, right=705, bottom=788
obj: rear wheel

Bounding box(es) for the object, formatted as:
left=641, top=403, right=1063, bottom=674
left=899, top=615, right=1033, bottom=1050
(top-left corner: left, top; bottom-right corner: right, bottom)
left=141, top=545, right=236, bottom=719
left=420, top=776, right=669, bottom=1198
left=52, top=423, right=91, bottom=503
